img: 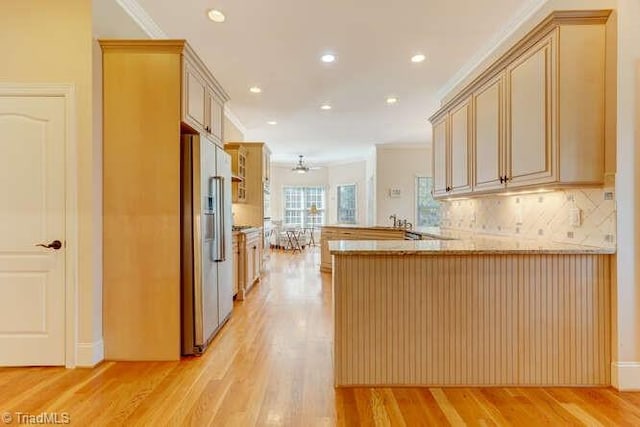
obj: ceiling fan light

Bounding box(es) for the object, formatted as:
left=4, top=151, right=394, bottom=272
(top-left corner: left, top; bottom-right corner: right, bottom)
left=292, top=155, right=310, bottom=173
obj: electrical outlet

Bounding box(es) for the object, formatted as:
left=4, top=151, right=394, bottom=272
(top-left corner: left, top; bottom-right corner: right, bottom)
left=569, top=207, right=582, bottom=227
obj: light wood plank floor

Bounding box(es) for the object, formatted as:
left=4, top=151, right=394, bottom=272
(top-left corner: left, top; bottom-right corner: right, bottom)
left=2, top=248, right=640, bottom=426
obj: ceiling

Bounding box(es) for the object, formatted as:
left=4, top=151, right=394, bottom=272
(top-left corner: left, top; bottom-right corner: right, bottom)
left=99, top=0, right=533, bottom=165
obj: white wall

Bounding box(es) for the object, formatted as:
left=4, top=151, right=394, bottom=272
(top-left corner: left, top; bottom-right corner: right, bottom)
left=375, top=145, right=431, bottom=226
left=327, top=161, right=367, bottom=225
left=270, top=161, right=367, bottom=225
left=365, top=148, right=377, bottom=225
left=269, top=165, right=329, bottom=222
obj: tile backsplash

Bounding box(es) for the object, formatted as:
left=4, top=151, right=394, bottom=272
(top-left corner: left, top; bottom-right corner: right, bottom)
left=440, top=188, right=616, bottom=248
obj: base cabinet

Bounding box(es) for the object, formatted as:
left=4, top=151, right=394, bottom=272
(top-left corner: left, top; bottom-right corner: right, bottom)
left=232, top=233, right=239, bottom=296
left=236, top=228, right=262, bottom=300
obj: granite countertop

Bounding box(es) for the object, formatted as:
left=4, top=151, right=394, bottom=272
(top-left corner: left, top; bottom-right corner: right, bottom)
left=232, top=226, right=261, bottom=234
left=328, top=239, right=615, bottom=255
left=322, top=224, right=404, bottom=231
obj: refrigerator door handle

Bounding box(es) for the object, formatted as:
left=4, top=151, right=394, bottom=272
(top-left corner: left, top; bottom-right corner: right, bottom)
left=213, top=176, right=225, bottom=262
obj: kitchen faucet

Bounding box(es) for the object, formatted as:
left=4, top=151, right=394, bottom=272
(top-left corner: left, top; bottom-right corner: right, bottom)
left=389, top=214, right=398, bottom=227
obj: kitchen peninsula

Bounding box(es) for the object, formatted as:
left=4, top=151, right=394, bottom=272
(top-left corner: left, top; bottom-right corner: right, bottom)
left=330, top=234, right=614, bottom=387
left=320, top=225, right=410, bottom=272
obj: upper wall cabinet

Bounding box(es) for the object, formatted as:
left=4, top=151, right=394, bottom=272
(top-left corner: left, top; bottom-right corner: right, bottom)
left=430, top=97, right=473, bottom=197
left=449, top=97, right=472, bottom=195
left=432, top=116, right=448, bottom=197
left=473, top=73, right=504, bottom=192
left=430, top=10, right=611, bottom=199
left=182, top=47, right=228, bottom=145
left=507, top=33, right=556, bottom=188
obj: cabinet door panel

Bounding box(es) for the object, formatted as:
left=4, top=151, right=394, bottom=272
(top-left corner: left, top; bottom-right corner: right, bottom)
left=508, top=38, right=555, bottom=186
left=450, top=100, right=472, bottom=194
left=207, top=90, right=223, bottom=143
left=432, top=118, right=448, bottom=197
left=474, top=75, right=504, bottom=191
left=184, top=66, right=206, bottom=131
left=245, top=243, right=254, bottom=288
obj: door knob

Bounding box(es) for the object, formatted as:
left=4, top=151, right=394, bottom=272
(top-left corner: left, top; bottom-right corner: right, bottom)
left=36, top=240, right=62, bottom=250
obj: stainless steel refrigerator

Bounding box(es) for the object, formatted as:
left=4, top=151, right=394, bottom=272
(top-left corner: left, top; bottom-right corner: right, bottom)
left=181, top=134, right=233, bottom=355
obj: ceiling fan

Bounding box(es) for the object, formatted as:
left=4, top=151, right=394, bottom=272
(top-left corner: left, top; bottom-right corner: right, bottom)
left=291, top=155, right=319, bottom=173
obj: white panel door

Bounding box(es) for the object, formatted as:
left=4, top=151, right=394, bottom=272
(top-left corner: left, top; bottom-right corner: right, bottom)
left=0, top=96, right=66, bottom=366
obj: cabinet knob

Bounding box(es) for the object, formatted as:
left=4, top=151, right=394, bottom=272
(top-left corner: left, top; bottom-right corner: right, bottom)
left=499, top=176, right=504, bottom=184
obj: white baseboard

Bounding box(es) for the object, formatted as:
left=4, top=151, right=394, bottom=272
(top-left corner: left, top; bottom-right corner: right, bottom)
left=612, top=362, right=640, bottom=390
left=76, top=339, right=104, bottom=367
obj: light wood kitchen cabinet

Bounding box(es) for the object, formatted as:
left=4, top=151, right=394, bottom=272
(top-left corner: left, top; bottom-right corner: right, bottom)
left=431, top=96, right=472, bottom=197
left=473, top=73, right=505, bottom=192
left=182, top=56, right=226, bottom=145
left=225, top=143, right=247, bottom=203
left=507, top=34, right=555, bottom=187
left=236, top=228, right=262, bottom=300
left=183, top=62, right=206, bottom=132
left=226, top=142, right=271, bottom=272
left=449, top=97, right=472, bottom=195
left=232, top=233, right=239, bottom=296
left=430, top=11, right=611, bottom=198
left=432, top=116, right=448, bottom=197
left=100, top=40, right=229, bottom=361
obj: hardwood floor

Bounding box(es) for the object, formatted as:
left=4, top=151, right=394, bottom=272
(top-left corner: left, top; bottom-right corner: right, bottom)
left=1, top=247, right=640, bottom=426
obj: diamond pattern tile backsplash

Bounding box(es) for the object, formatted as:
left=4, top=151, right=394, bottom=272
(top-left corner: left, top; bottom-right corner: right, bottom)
left=440, top=189, right=616, bottom=248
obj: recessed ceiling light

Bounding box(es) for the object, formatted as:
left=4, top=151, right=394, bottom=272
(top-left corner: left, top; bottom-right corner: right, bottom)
left=321, top=53, right=336, bottom=63
left=267, top=121, right=278, bottom=125
left=411, top=53, right=426, bottom=63
left=386, top=97, right=398, bottom=105
left=320, top=104, right=332, bottom=110
left=207, top=9, right=226, bottom=23
left=249, top=86, right=262, bottom=94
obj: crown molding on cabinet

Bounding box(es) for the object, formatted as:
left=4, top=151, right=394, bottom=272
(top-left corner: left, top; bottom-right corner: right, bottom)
left=436, top=0, right=547, bottom=104
left=429, top=8, right=611, bottom=122
left=224, top=106, right=248, bottom=136
left=116, top=0, right=168, bottom=39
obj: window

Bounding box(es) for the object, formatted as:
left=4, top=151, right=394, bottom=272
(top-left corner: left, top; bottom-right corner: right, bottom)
left=283, top=186, right=325, bottom=228
left=337, top=184, right=357, bottom=224
left=416, top=176, right=441, bottom=227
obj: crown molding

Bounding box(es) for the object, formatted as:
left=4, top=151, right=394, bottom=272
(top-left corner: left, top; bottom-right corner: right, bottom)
left=436, top=0, right=547, bottom=103
left=116, top=0, right=168, bottom=39
left=224, top=106, right=248, bottom=136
